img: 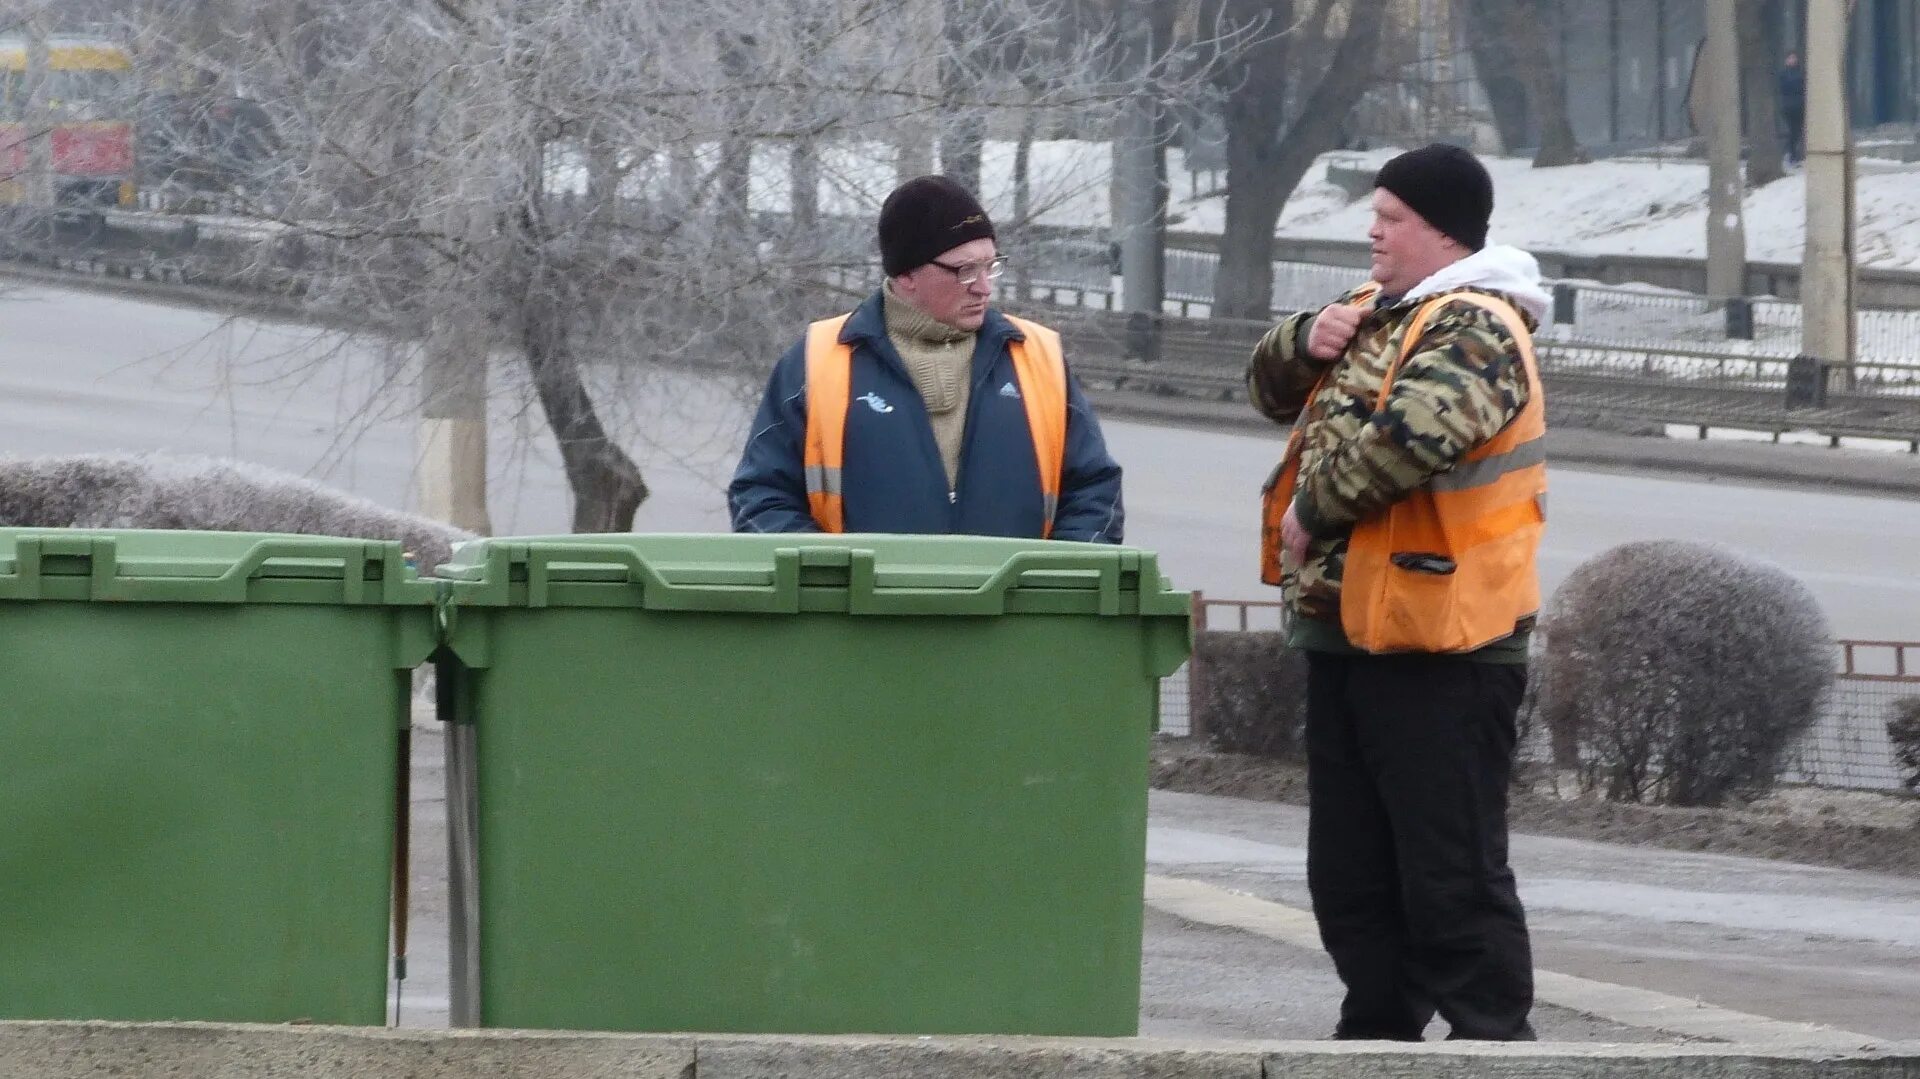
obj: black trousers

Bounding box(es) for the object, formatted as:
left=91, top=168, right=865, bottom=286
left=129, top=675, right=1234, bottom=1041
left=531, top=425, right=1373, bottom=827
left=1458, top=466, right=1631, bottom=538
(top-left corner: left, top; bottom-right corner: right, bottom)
left=1304, top=651, right=1536, bottom=1041
left=1783, top=109, right=1805, bottom=163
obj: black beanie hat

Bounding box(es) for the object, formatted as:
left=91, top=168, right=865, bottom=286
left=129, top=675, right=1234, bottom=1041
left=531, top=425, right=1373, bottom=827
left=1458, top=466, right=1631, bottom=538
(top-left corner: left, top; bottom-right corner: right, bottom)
left=878, top=175, right=996, bottom=276
left=1372, top=144, right=1494, bottom=252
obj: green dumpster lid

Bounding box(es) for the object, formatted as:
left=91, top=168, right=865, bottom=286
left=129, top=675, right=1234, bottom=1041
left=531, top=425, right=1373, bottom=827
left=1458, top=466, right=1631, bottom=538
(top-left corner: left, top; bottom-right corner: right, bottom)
left=437, top=533, right=1192, bottom=618
left=0, top=528, right=436, bottom=605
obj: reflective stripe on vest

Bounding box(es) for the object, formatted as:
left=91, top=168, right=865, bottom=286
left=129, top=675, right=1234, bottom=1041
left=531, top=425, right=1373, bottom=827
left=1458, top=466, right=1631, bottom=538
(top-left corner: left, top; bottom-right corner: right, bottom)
left=1259, top=288, right=1548, bottom=654
left=1423, top=435, right=1546, bottom=492
left=802, top=312, right=1068, bottom=536
left=802, top=315, right=854, bottom=532
left=1004, top=315, right=1068, bottom=532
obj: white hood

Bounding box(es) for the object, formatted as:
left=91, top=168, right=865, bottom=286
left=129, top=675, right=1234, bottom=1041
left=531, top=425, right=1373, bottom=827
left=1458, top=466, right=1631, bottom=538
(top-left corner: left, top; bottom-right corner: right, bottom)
left=1400, top=244, right=1552, bottom=327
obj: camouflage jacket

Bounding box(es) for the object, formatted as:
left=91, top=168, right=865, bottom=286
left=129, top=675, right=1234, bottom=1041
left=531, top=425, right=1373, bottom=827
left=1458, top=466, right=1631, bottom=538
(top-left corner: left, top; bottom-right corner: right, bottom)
left=1248, top=274, right=1544, bottom=638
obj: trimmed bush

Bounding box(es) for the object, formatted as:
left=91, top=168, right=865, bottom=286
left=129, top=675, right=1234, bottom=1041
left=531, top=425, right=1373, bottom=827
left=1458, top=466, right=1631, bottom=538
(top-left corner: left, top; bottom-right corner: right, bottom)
left=0, top=452, right=471, bottom=569
left=1535, top=540, right=1833, bottom=806
left=1890, top=698, right=1920, bottom=796
left=1192, top=630, right=1308, bottom=759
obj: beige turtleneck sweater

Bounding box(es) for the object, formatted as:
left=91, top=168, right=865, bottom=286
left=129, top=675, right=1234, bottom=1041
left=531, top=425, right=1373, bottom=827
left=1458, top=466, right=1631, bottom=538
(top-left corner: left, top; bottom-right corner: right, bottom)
left=882, top=280, right=976, bottom=488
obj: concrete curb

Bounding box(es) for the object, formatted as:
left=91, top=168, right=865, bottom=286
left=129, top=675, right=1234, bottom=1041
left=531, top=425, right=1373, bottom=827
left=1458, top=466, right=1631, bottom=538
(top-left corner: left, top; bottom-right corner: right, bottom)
left=0, top=259, right=317, bottom=325
left=2, top=1022, right=1918, bottom=1079
left=0, top=1022, right=697, bottom=1079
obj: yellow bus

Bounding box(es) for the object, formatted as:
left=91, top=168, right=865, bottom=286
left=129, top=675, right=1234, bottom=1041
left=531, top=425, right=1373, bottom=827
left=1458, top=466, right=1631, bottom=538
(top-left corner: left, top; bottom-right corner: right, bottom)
left=0, top=35, right=136, bottom=207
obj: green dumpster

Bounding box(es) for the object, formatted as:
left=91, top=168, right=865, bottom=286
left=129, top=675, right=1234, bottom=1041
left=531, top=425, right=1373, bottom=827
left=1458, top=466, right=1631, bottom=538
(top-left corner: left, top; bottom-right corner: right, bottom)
left=0, top=529, right=437, bottom=1025
left=437, top=534, right=1192, bottom=1036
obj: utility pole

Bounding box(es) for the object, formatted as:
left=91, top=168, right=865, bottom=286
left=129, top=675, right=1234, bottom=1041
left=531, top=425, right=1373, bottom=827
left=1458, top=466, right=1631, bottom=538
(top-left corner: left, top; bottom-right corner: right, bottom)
left=415, top=64, right=492, bottom=538
left=419, top=316, right=493, bottom=536
left=1800, top=0, right=1855, bottom=395
left=1112, top=0, right=1165, bottom=358
left=896, top=0, right=937, bottom=181
left=1702, top=0, right=1747, bottom=299
left=897, top=130, right=935, bottom=183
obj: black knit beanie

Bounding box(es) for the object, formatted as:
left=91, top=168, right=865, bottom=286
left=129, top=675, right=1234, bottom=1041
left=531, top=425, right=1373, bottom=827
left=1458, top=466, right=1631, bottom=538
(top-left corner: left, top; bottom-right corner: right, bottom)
left=1372, top=144, right=1494, bottom=252
left=878, top=175, right=996, bottom=276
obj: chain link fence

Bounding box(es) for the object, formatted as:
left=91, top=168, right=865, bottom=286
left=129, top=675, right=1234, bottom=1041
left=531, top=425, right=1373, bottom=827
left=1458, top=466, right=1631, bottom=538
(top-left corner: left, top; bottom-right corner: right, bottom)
left=1545, top=282, right=1920, bottom=364
left=1158, top=600, right=1919, bottom=796
left=1789, top=643, right=1920, bottom=792
left=1033, top=243, right=1920, bottom=368
left=1159, top=662, right=1193, bottom=737
left=1788, top=676, right=1916, bottom=791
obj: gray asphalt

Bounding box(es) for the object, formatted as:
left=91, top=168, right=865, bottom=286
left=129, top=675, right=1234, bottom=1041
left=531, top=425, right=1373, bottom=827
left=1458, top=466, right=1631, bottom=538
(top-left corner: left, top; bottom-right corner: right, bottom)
left=4, top=282, right=1918, bottom=638
left=1148, top=789, right=1920, bottom=1042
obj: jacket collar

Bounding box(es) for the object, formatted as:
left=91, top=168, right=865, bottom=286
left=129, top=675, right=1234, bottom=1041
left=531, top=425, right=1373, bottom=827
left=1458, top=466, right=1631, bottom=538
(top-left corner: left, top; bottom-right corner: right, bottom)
left=839, top=288, right=1020, bottom=350
left=1393, top=245, right=1553, bottom=326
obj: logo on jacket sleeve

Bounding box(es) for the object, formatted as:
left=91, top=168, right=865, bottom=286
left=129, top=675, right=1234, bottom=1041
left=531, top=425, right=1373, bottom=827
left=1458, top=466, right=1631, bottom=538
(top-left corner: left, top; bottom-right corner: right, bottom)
left=857, top=392, right=894, bottom=414
left=998, top=381, right=1021, bottom=400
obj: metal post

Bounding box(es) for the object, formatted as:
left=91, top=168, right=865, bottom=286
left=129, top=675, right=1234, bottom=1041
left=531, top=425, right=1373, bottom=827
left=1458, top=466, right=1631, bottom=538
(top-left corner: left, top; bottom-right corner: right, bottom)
left=438, top=656, right=483, bottom=1028
left=1655, top=0, right=1670, bottom=139
left=1552, top=282, right=1578, bottom=325
left=1186, top=591, right=1207, bottom=743
left=1609, top=0, right=1622, bottom=142
left=1724, top=296, right=1754, bottom=339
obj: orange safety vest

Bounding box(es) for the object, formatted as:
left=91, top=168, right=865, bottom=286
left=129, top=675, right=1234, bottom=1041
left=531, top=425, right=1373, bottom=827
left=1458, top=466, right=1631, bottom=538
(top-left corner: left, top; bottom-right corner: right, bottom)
left=802, top=313, right=1068, bottom=536
left=1259, top=290, right=1547, bottom=654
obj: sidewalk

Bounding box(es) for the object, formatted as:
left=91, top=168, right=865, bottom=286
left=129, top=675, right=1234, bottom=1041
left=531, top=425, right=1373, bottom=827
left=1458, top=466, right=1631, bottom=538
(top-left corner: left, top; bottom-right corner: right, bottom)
left=1148, top=789, right=1920, bottom=1043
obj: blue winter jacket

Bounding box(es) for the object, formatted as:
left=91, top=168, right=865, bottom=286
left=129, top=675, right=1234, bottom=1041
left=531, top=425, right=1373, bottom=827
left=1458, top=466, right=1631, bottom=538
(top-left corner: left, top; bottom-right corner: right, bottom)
left=728, top=291, right=1124, bottom=542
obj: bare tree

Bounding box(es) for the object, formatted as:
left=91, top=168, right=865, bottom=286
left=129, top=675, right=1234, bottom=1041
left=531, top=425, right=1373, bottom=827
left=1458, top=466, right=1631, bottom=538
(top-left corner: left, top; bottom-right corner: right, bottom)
left=1461, top=0, right=1530, bottom=153
left=1738, top=0, right=1787, bottom=186
left=939, top=0, right=990, bottom=191
left=115, top=0, right=1198, bottom=531
left=1206, top=0, right=1385, bottom=321
left=1511, top=0, right=1584, bottom=166
left=1351, top=6, right=1481, bottom=145
left=1461, top=0, right=1584, bottom=166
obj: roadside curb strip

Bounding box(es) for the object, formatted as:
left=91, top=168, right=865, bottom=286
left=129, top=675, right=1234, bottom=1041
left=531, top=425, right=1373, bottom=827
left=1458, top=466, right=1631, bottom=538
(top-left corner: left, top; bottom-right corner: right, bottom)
left=2, top=1020, right=1918, bottom=1079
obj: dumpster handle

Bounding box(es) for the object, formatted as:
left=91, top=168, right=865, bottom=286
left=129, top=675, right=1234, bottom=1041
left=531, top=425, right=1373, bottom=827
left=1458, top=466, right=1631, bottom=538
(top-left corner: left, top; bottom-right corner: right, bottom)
left=519, top=544, right=803, bottom=614
left=0, top=536, right=398, bottom=603
left=211, top=540, right=394, bottom=604
left=847, top=548, right=1130, bottom=616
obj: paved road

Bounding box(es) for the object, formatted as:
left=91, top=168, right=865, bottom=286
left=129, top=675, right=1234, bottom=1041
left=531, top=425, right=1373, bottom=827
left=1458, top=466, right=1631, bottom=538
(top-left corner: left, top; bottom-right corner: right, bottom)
left=4, top=283, right=1918, bottom=638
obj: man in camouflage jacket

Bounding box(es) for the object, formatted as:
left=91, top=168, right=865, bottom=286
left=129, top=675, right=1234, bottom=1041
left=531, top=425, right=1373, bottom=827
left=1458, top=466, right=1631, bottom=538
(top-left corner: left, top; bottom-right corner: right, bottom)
left=1247, top=144, right=1551, bottom=1042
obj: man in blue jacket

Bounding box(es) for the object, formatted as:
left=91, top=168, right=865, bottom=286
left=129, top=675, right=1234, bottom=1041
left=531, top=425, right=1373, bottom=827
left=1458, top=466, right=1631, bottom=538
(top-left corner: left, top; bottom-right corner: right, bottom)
left=729, top=176, right=1124, bottom=542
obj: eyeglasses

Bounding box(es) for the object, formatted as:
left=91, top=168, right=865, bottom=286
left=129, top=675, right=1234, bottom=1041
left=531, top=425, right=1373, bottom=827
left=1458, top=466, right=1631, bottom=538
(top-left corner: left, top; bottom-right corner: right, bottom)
left=927, top=256, right=1008, bottom=285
